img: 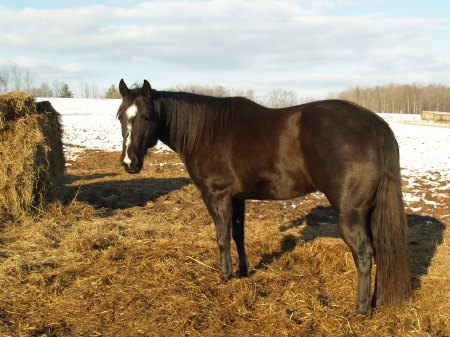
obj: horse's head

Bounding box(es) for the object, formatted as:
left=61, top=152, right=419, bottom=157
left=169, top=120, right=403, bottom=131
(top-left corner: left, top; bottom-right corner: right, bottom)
left=117, top=79, right=159, bottom=174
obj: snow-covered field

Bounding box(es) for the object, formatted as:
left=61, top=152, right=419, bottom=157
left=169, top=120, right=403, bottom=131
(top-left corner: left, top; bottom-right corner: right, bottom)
left=37, top=98, right=124, bottom=160
left=39, top=98, right=449, bottom=216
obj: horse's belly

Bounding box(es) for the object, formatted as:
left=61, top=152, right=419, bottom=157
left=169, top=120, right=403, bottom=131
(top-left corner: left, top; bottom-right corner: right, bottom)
left=234, top=170, right=315, bottom=200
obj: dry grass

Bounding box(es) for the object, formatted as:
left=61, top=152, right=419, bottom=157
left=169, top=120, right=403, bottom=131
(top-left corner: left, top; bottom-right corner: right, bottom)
left=0, top=91, right=36, bottom=132
left=0, top=94, right=64, bottom=220
left=0, top=150, right=448, bottom=336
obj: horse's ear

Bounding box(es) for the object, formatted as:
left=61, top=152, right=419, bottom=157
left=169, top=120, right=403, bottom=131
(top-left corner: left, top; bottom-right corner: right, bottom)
left=119, top=79, right=130, bottom=97
left=142, top=80, right=152, bottom=99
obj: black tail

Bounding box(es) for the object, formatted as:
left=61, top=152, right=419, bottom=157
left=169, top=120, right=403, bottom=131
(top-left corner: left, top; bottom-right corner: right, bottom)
left=371, top=121, right=411, bottom=306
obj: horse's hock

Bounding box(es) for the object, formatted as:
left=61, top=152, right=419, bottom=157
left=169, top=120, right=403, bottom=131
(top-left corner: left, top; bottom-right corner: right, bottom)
left=0, top=92, right=65, bottom=219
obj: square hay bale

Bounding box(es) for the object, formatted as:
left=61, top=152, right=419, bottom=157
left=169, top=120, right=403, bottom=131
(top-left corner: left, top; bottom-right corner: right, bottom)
left=0, top=93, right=65, bottom=220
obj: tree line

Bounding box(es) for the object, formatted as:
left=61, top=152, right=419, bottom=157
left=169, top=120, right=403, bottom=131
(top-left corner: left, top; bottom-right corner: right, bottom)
left=333, top=83, right=450, bottom=114
left=2, top=65, right=450, bottom=112
left=0, top=65, right=73, bottom=98
left=167, top=84, right=311, bottom=108
left=0, top=65, right=104, bottom=98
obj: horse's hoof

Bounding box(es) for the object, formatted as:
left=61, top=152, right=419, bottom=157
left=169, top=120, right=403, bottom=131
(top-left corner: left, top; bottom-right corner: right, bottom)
left=356, top=306, right=372, bottom=316
left=237, top=269, right=249, bottom=278
left=220, top=274, right=233, bottom=283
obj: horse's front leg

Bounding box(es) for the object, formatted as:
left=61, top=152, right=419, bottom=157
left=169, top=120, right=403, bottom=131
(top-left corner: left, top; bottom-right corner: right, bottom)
left=232, top=198, right=249, bottom=277
left=202, top=190, right=234, bottom=282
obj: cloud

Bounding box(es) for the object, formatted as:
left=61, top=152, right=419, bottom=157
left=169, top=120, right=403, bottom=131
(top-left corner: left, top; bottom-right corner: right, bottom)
left=0, top=1, right=439, bottom=67
left=0, top=56, right=90, bottom=82
left=370, top=46, right=450, bottom=72
left=0, top=1, right=447, bottom=95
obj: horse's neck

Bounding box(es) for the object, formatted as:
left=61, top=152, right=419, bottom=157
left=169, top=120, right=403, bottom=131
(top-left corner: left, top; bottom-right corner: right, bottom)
left=154, top=93, right=189, bottom=156
left=154, top=92, right=234, bottom=158
left=155, top=108, right=177, bottom=153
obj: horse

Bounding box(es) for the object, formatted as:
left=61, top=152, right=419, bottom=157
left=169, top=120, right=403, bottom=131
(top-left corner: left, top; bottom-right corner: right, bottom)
left=116, top=79, right=411, bottom=314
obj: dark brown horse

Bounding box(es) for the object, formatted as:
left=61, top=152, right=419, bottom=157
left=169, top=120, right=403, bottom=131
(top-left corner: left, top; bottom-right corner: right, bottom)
left=116, top=79, right=411, bottom=314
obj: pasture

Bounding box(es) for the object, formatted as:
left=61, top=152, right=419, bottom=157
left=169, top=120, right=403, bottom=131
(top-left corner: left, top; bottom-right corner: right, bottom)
left=0, top=97, right=449, bottom=336
left=0, top=148, right=448, bottom=336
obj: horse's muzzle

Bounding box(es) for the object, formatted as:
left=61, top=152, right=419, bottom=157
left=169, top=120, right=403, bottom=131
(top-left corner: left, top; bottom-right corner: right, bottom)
left=122, top=160, right=143, bottom=174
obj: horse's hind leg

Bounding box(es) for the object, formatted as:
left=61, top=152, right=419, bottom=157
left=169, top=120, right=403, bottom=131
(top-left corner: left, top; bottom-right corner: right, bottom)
left=232, top=198, right=249, bottom=277
left=338, top=207, right=374, bottom=314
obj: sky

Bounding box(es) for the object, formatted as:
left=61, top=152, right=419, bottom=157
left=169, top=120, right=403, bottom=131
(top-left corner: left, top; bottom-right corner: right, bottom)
left=1, top=0, right=449, bottom=98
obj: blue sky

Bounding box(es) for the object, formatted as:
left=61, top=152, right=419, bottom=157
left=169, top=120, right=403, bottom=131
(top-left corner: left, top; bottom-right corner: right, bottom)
left=1, top=0, right=449, bottom=98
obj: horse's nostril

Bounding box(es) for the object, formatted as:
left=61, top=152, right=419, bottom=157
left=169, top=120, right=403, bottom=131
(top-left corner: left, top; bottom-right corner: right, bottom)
left=122, top=159, right=141, bottom=174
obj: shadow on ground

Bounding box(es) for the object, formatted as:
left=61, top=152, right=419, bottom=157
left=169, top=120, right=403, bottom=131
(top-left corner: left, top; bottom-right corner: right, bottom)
left=263, top=205, right=445, bottom=279
left=65, top=173, right=119, bottom=184
left=65, top=176, right=192, bottom=211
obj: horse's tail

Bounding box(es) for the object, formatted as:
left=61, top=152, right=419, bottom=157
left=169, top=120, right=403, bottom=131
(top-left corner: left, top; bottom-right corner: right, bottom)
left=371, top=120, right=411, bottom=307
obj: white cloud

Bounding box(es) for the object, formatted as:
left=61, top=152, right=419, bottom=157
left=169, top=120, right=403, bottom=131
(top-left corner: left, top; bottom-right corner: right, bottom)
left=0, top=1, right=448, bottom=95
left=0, top=1, right=438, bottom=65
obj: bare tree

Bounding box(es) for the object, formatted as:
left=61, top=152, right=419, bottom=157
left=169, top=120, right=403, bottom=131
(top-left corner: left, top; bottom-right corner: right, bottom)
left=81, top=82, right=100, bottom=98
left=170, top=84, right=231, bottom=97
left=0, top=70, right=10, bottom=93
left=264, top=89, right=298, bottom=108
left=24, top=69, right=33, bottom=92
left=0, top=65, right=33, bottom=93
left=31, top=82, right=53, bottom=97
left=81, top=82, right=90, bottom=98
left=169, top=84, right=260, bottom=102
left=52, top=80, right=63, bottom=98
left=91, top=83, right=99, bottom=98
left=40, top=82, right=53, bottom=97
left=232, top=88, right=256, bottom=101
left=11, top=64, right=22, bottom=91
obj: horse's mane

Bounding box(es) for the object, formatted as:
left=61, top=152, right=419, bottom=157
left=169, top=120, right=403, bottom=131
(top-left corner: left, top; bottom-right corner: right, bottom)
left=154, top=91, right=237, bottom=153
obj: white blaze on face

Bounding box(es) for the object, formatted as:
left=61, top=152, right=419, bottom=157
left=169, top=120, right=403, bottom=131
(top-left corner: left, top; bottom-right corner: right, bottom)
left=123, top=104, right=138, bottom=166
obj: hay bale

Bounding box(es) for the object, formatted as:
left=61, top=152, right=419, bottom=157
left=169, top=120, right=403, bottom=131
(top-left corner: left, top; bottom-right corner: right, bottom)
left=0, top=93, right=65, bottom=219
left=0, top=91, right=36, bottom=132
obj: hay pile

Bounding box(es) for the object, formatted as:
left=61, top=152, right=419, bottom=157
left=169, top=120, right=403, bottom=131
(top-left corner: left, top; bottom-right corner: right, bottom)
left=0, top=92, right=64, bottom=219
left=0, top=150, right=448, bottom=336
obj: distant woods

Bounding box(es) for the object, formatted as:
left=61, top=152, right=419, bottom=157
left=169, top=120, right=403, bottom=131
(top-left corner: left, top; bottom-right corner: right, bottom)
left=335, top=84, right=450, bottom=114
left=0, top=65, right=75, bottom=98
left=169, top=83, right=450, bottom=113
left=2, top=64, right=450, bottom=112
left=0, top=65, right=99, bottom=98
left=168, top=84, right=303, bottom=109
